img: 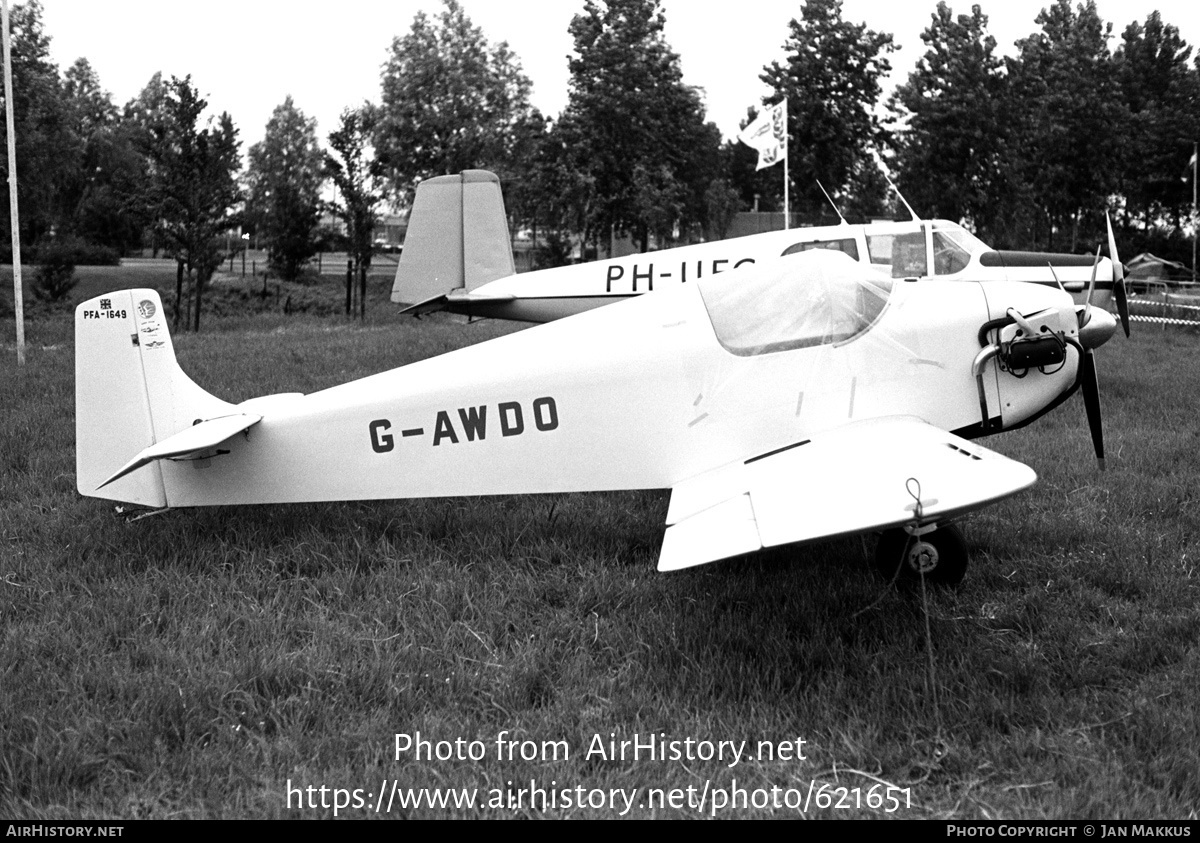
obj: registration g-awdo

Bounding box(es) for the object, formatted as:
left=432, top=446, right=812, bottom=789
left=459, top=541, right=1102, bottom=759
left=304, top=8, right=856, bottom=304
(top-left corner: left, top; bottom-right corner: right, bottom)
left=368, top=396, right=560, bottom=452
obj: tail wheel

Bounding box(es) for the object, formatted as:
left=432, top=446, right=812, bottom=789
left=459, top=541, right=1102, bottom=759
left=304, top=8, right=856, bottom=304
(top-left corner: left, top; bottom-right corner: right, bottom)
left=874, top=523, right=969, bottom=586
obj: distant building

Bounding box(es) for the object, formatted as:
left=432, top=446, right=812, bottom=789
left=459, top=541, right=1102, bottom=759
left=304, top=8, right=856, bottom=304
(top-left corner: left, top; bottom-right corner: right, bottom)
left=1126, top=252, right=1192, bottom=288
left=316, top=208, right=407, bottom=253
left=375, top=212, right=406, bottom=250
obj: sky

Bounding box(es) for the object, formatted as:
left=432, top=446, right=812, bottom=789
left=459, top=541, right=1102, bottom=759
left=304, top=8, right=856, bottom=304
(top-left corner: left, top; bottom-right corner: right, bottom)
left=37, top=0, right=1200, bottom=152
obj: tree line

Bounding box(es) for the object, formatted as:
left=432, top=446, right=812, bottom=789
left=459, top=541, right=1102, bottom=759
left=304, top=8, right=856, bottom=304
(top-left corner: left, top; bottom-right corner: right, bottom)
left=3, top=0, right=1198, bottom=324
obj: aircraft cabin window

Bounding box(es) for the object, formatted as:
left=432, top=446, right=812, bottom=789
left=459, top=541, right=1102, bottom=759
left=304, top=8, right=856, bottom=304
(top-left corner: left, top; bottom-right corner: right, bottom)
left=930, top=222, right=986, bottom=276
left=932, top=230, right=971, bottom=275
left=781, top=238, right=860, bottom=261
left=698, top=251, right=893, bottom=357
left=867, top=228, right=928, bottom=278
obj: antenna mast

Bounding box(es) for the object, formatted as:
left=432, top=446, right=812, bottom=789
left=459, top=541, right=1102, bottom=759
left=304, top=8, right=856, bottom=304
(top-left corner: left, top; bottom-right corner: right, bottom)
left=883, top=172, right=920, bottom=222
left=816, top=180, right=847, bottom=226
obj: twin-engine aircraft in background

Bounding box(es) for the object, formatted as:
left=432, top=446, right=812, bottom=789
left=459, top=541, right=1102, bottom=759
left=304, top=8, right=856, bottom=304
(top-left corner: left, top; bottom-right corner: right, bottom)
left=78, top=247, right=1118, bottom=584
left=393, top=170, right=1130, bottom=337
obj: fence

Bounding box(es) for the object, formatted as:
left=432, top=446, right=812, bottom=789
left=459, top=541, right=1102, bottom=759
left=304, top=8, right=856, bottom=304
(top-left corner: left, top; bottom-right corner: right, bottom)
left=1126, top=282, right=1200, bottom=328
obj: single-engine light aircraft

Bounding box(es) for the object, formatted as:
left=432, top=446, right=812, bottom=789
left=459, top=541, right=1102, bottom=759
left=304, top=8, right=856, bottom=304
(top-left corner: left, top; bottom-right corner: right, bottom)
left=394, top=170, right=1130, bottom=338
left=78, top=249, right=1117, bottom=583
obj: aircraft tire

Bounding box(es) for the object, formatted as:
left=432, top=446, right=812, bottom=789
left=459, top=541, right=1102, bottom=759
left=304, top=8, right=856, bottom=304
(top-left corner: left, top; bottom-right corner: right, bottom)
left=874, top=523, right=968, bottom=586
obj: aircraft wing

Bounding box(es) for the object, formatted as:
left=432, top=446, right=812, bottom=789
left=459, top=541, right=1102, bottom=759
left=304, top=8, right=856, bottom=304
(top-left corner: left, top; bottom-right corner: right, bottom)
left=659, top=416, right=1036, bottom=572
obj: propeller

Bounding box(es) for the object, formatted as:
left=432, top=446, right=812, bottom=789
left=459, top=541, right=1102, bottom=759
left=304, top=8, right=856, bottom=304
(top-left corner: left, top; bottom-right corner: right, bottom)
left=1076, top=292, right=1118, bottom=471
left=1084, top=244, right=1101, bottom=327
left=1105, top=212, right=1131, bottom=337
left=1079, top=347, right=1105, bottom=470
left=1067, top=213, right=1128, bottom=468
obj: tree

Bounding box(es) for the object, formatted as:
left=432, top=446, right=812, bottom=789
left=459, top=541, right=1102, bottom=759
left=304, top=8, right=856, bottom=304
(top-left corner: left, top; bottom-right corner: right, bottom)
left=1004, top=0, right=1126, bottom=251
left=889, top=3, right=1008, bottom=233
left=1114, top=12, right=1200, bottom=234
left=142, top=75, right=241, bottom=330
left=60, top=58, right=147, bottom=254
left=760, top=0, right=895, bottom=218
left=325, top=106, right=385, bottom=317
left=245, top=96, right=324, bottom=282
left=374, top=0, right=534, bottom=202
left=561, top=0, right=721, bottom=252
left=703, top=178, right=740, bottom=241
left=519, top=116, right=597, bottom=264
left=120, top=73, right=175, bottom=256
left=494, top=108, right=550, bottom=241
left=63, top=57, right=116, bottom=135
left=841, top=154, right=892, bottom=223
left=0, top=0, right=83, bottom=249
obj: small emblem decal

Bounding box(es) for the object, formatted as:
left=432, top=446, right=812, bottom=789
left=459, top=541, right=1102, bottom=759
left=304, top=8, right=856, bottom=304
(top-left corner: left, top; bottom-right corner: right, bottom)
left=138, top=300, right=156, bottom=319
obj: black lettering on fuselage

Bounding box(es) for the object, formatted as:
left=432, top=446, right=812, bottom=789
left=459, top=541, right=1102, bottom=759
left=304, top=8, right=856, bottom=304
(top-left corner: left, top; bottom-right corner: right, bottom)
left=499, top=402, right=524, bottom=436
left=633, top=264, right=653, bottom=292
left=606, top=265, right=624, bottom=293
left=369, top=397, right=558, bottom=453
left=369, top=419, right=394, bottom=453
left=458, top=405, right=487, bottom=441
left=432, top=411, right=459, bottom=446
left=533, top=397, right=559, bottom=431
left=603, top=256, right=754, bottom=291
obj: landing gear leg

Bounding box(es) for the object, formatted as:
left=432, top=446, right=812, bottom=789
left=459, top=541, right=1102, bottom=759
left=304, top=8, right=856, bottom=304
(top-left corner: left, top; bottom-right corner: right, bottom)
left=874, top=522, right=969, bottom=586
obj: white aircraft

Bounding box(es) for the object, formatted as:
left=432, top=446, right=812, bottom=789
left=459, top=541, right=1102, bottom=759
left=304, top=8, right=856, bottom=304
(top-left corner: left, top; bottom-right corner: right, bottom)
left=77, top=249, right=1117, bottom=584
left=393, top=170, right=1131, bottom=337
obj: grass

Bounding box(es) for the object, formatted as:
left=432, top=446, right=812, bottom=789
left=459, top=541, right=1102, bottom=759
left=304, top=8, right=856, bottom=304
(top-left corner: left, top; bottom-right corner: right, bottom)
left=1, top=270, right=1199, bottom=819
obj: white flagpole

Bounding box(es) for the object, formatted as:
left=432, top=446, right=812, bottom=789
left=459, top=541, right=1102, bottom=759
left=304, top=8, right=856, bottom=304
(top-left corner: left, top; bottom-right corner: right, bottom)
left=1193, top=141, right=1197, bottom=286
left=777, top=99, right=787, bottom=230
left=2, top=0, right=23, bottom=366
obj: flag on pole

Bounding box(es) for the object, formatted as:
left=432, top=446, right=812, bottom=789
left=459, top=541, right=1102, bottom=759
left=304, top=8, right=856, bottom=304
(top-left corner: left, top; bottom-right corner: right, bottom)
left=738, top=101, right=788, bottom=171
left=1184, top=148, right=1197, bottom=183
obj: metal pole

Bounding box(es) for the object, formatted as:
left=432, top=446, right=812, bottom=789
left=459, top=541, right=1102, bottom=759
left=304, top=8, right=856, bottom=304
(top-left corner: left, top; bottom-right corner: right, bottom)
left=783, top=99, right=789, bottom=231
left=2, top=0, right=24, bottom=366
left=1192, top=141, right=1197, bottom=285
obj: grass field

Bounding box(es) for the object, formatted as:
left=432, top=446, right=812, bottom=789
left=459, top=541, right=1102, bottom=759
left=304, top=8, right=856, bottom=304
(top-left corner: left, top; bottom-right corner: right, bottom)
left=1, top=268, right=1198, bottom=819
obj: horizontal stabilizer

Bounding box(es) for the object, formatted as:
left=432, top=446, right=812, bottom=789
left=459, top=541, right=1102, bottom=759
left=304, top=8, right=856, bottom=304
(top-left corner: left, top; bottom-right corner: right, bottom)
left=659, top=416, right=1036, bottom=572
left=98, top=413, right=262, bottom=489
left=399, top=294, right=452, bottom=318
left=399, top=289, right=517, bottom=318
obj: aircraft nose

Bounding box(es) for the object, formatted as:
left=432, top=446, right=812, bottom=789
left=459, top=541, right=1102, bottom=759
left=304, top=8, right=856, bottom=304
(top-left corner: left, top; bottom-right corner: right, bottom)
left=1078, top=306, right=1117, bottom=350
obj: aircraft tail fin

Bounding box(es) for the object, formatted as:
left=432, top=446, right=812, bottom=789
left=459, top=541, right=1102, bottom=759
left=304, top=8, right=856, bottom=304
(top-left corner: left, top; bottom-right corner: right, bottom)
left=75, top=290, right=236, bottom=506
left=391, top=169, right=515, bottom=307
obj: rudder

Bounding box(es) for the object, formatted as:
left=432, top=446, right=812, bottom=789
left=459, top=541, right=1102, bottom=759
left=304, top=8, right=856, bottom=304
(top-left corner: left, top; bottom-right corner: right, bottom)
left=390, top=169, right=515, bottom=306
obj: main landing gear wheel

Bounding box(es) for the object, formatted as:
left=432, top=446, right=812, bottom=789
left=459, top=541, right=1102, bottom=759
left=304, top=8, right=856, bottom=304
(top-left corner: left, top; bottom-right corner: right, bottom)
left=874, top=523, right=969, bottom=586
